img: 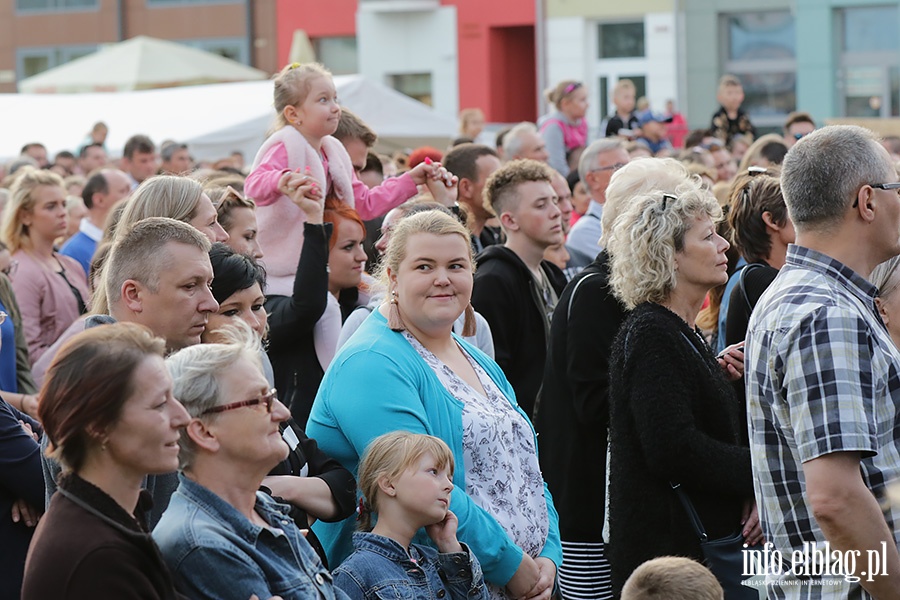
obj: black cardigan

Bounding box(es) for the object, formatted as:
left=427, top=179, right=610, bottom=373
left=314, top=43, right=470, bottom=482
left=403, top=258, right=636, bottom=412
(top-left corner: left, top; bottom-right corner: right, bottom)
left=606, top=302, right=753, bottom=595
left=533, top=250, right=627, bottom=542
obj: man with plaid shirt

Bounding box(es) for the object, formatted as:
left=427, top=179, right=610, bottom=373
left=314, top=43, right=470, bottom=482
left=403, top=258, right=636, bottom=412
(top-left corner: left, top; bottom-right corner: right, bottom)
left=746, top=125, right=900, bottom=598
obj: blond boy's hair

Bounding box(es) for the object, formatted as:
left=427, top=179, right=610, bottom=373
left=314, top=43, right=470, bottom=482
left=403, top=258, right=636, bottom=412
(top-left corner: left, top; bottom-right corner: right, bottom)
left=718, top=74, right=743, bottom=92
left=621, top=557, right=723, bottom=600
left=614, top=79, right=636, bottom=96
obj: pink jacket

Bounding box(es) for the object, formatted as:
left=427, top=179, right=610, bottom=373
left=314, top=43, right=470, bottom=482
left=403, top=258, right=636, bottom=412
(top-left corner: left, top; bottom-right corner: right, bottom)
left=11, top=250, right=89, bottom=365
left=245, top=127, right=417, bottom=296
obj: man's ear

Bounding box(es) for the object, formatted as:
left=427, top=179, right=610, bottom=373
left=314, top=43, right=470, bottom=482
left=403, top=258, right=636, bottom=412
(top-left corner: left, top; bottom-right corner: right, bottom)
left=121, top=280, right=143, bottom=313
left=185, top=418, right=220, bottom=453
left=500, top=210, right=518, bottom=232
left=458, top=178, right=474, bottom=200
left=855, top=186, right=875, bottom=222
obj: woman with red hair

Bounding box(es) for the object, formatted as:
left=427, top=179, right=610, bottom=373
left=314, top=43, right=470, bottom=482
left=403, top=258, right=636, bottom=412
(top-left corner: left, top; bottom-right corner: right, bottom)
left=266, top=192, right=369, bottom=428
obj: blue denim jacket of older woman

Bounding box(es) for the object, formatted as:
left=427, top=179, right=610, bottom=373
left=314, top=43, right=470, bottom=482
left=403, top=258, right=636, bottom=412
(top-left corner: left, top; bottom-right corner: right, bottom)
left=333, top=532, right=489, bottom=600
left=152, top=474, right=349, bottom=600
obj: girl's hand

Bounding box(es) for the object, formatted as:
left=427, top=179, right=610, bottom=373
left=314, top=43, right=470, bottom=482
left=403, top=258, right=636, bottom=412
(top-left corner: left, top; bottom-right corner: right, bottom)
left=426, top=509, right=463, bottom=554
left=408, top=158, right=456, bottom=188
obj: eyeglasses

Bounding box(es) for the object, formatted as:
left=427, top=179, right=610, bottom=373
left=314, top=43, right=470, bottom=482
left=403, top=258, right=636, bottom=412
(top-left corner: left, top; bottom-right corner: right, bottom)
left=591, top=163, right=627, bottom=173
left=747, top=166, right=769, bottom=175
left=660, top=193, right=678, bottom=211
left=2, top=260, right=18, bottom=277
left=793, top=132, right=808, bottom=140
left=853, top=182, right=900, bottom=207
left=201, top=388, right=278, bottom=416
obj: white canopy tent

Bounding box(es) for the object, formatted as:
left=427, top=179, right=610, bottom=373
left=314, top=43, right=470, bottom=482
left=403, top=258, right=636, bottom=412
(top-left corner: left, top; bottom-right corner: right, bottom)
left=0, top=75, right=457, bottom=163
left=18, top=36, right=269, bottom=94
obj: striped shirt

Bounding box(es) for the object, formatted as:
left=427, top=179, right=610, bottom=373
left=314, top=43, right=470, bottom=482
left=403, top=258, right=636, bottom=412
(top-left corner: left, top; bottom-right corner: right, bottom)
left=745, top=245, right=900, bottom=599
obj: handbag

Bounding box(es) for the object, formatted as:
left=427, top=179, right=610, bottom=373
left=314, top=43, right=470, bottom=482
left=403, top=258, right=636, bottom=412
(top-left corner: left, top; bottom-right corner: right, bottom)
left=671, top=482, right=757, bottom=599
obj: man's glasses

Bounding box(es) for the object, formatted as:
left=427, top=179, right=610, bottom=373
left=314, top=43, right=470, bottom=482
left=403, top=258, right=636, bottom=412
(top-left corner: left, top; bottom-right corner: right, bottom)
left=592, top=163, right=627, bottom=173
left=201, top=388, right=278, bottom=416
left=853, top=182, right=900, bottom=207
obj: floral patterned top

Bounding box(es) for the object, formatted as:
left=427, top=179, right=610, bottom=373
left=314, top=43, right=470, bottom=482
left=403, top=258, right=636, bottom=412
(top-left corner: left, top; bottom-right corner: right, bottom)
left=404, top=332, right=550, bottom=600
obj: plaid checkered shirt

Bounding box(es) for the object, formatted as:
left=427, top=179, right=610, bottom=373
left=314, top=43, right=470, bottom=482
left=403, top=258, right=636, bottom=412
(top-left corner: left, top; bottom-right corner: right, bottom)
left=745, top=245, right=900, bottom=599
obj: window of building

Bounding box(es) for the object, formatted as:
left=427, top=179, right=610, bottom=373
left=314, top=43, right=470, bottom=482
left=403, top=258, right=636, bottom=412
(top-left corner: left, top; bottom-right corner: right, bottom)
left=598, top=22, right=644, bottom=59
left=182, top=38, right=248, bottom=64
left=389, top=73, right=432, bottom=106
left=721, top=10, right=796, bottom=129
left=839, top=5, right=900, bottom=117
left=16, top=0, right=96, bottom=10
left=314, top=37, right=358, bottom=76
left=17, top=45, right=97, bottom=79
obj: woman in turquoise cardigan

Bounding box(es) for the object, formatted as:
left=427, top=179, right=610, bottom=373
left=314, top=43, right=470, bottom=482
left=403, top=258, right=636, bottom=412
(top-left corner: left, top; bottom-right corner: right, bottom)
left=307, top=210, right=561, bottom=600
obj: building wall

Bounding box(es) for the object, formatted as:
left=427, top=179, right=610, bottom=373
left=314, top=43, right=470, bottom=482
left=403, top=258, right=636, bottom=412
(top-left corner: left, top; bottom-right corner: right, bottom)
left=357, top=5, right=460, bottom=119
left=0, top=0, right=273, bottom=93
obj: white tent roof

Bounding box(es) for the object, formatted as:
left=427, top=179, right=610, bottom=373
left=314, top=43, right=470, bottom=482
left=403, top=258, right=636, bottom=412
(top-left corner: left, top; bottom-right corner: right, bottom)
left=18, top=36, right=268, bottom=94
left=0, top=75, right=457, bottom=163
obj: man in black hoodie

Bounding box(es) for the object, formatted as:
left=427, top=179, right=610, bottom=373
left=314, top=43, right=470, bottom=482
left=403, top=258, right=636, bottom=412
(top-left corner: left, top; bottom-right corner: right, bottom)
left=472, top=159, right=567, bottom=418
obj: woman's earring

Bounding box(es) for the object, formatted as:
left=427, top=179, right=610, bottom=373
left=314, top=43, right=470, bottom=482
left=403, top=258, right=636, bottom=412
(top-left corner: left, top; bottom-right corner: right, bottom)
left=388, top=289, right=405, bottom=331
left=462, top=302, right=477, bottom=337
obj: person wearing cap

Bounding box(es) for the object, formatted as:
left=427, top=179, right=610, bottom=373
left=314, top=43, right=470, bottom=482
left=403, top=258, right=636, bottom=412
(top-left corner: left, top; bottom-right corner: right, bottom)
left=634, top=111, right=673, bottom=156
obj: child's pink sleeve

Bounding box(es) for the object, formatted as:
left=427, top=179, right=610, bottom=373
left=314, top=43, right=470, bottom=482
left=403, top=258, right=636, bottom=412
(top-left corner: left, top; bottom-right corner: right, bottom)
left=245, top=143, right=290, bottom=206
left=351, top=171, right=419, bottom=220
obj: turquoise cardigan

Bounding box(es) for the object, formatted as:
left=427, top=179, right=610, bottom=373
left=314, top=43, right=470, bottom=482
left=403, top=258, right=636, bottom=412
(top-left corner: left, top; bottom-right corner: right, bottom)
left=307, top=310, right=562, bottom=586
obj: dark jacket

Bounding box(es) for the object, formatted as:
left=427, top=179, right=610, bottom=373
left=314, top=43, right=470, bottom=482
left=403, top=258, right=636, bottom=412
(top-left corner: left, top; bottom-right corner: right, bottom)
left=607, top=303, right=753, bottom=595
left=266, top=418, right=357, bottom=568
left=604, top=113, right=640, bottom=138
left=22, top=473, right=182, bottom=600
left=533, top=251, right=626, bottom=542
left=0, top=400, right=43, bottom=600
left=267, top=222, right=355, bottom=429
left=471, top=246, right=566, bottom=418
left=709, top=106, right=756, bottom=144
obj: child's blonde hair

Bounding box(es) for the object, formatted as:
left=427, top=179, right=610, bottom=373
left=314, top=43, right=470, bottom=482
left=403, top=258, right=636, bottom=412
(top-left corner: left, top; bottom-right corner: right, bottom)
left=273, top=62, right=333, bottom=130
left=621, top=557, right=723, bottom=600
left=357, top=431, right=455, bottom=531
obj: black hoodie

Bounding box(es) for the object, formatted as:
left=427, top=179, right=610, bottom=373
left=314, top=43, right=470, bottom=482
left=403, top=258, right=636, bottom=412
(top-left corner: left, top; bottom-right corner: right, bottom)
left=471, top=246, right=566, bottom=418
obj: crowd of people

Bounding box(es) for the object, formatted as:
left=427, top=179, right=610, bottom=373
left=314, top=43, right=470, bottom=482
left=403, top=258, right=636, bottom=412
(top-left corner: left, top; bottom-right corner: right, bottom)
left=3, top=61, right=900, bottom=600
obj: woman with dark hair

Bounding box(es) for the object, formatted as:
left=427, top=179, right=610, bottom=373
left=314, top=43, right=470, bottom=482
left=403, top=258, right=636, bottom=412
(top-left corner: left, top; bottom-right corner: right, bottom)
left=203, top=245, right=356, bottom=565
left=21, top=323, right=188, bottom=599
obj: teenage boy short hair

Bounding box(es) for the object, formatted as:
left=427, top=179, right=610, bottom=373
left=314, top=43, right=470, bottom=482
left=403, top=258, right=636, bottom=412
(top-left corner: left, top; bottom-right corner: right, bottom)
left=482, top=159, right=553, bottom=220
left=718, top=74, right=743, bottom=92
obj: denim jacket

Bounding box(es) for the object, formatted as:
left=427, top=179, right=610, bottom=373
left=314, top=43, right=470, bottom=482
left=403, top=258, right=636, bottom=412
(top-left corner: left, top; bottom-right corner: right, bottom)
left=333, top=532, right=488, bottom=600
left=152, top=474, right=348, bottom=600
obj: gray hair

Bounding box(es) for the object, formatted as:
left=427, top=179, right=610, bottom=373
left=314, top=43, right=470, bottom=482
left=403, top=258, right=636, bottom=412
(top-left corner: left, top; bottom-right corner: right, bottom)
left=781, top=125, right=891, bottom=231
left=601, top=157, right=702, bottom=243
left=607, top=187, right=722, bottom=309
left=578, top=138, right=624, bottom=184
left=502, top=122, right=539, bottom=159
left=166, top=321, right=261, bottom=470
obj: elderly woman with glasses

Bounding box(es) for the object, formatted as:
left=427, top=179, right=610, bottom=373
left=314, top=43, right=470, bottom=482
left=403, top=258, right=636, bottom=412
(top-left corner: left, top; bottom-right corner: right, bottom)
left=604, top=187, right=759, bottom=595
left=153, top=326, right=348, bottom=600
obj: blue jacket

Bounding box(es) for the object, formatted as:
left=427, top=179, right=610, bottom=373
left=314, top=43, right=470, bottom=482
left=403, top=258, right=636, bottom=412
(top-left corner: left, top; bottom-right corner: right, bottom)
left=152, top=474, right=347, bottom=600
left=333, top=533, right=488, bottom=600
left=307, top=310, right=562, bottom=586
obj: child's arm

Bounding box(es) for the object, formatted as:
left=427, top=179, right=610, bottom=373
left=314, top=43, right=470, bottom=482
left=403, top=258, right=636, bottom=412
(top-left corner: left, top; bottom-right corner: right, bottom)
left=245, top=143, right=291, bottom=207
left=435, top=542, right=491, bottom=600
left=351, top=160, right=453, bottom=220
left=331, top=567, right=368, bottom=600
left=540, top=121, right=568, bottom=176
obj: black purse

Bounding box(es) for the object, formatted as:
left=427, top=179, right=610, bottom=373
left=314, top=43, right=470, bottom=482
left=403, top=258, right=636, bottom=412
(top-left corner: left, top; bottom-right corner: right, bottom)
left=671, top=482, right=757, bottom=599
